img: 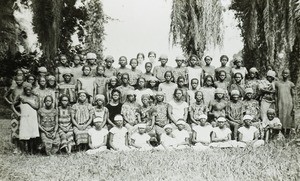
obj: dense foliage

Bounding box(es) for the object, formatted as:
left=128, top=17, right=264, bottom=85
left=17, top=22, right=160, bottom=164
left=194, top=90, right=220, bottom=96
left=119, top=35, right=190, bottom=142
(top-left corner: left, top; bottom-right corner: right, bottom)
left=170, top=0, right=223, bottom=61
left=231, top=0, right=300, bottom=78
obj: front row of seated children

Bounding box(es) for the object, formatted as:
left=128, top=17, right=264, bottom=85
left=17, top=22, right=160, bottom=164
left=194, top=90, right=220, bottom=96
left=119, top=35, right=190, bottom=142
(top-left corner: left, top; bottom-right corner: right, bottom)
left=85, top=108, right=282, bottom=154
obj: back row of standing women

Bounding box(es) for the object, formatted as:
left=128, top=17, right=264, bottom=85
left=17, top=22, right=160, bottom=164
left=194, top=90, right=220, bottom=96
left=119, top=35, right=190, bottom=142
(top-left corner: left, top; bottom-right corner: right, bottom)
left=4, top=51, right=295, bottom=154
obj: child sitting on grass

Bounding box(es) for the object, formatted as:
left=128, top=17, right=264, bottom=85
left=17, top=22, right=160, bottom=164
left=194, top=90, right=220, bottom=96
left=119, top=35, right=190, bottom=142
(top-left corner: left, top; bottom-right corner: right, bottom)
left=192, top=114, right=213, bottom=150
left=86, top=117, right=108, bottom=155
left=130, top=123, right=153, bottom=151
left=237, top=115, right=264, bottom=148
left=38, top=95, right=60, bottom=156
left=158, top=124, right=178, bottom=150
left=262, top=109, right=283, bottom=142
left=172, top=120, right=190, bottom=149
left=109, top=114, right=131, bottom=151
left=210, top=117, right=238, bottom=148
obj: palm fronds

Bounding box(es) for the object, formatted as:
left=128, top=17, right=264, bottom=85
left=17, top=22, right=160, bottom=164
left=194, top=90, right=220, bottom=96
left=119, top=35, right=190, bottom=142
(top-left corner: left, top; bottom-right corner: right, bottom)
left=170, top=0, right=223, bottom=60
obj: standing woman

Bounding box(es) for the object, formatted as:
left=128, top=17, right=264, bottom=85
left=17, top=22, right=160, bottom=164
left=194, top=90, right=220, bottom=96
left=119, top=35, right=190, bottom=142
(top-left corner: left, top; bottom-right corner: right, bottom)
left=13, top=82, right=40, bottom=154
left=77, top=65, right=95, bottom=103
left=71, top=90, right=94, bottom=150
left=275, top=69, right=295, bottom=137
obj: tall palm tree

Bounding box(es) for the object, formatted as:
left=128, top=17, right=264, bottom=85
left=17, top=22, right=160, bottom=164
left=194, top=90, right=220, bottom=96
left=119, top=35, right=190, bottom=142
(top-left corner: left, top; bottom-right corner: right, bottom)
left=170, top=0, right=223, bottom=61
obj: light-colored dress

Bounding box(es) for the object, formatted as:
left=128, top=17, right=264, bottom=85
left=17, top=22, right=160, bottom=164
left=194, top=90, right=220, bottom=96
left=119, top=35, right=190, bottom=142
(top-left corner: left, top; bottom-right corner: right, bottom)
left=199, top=87, right=215, bottom=107
left=158, top=82, right=177, bottom=103
left=19, top=96, right=39, bottom=140
left=187, top=66, right=203, bottom=89
left=78, top=77, right=95, bottom=97
left=275, top=80, right=295, bottom=128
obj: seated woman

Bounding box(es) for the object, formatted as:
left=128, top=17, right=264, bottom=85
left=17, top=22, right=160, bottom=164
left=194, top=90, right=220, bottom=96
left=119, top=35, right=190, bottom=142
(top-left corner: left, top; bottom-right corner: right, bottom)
left=210, top=117, right=238, bottom=148
left=192, top=114, right=213, bottom=151
left=237, top=115, right=264, bottom=148
left=157, top=124, right=178, bottom=150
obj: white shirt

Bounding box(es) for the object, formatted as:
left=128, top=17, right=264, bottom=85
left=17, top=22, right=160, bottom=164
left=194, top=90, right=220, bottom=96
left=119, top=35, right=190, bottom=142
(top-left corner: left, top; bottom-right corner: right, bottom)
left=213, top=127, right=231, bottom=140
left=131, top=132, right=151, bottom=147
left=173, top=129, right=190, bottom=144
left=193, top=125, right=213, bottom=143
left=238, top=126, right=258, bottom=142
left=169, top=100, right=189, bottom=121
left=88, top=128, right=108, bottom=147
left=109, top=127, right=128, bottom=147
left=161, top=133, right=177, bottom=147
left=262, top=117, right=282, bottom=128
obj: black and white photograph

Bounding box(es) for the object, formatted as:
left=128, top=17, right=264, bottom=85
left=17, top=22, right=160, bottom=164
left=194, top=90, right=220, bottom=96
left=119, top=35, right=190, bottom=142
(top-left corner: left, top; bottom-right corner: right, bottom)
left=0, top=0, right=300, bottom=180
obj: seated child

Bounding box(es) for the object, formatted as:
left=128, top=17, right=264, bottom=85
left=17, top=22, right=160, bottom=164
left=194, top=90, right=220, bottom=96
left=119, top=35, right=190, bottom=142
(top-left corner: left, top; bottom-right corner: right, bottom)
left=237, top=115, right=264, bottom=147
left=172, top=120, right=190, bottom=149
left=130, top=123, right=153, bottom=151
left=210, top=117, right=238, bottom=148
left=157, top=124, right=178, bottom=150
left=109, top=114, right=131, bottom=151
left=86, top=118, right=108, bottom=155
left=192, top=115, right=213, bottom=150
left=93, top=94, right=109, bottom=129
left=262, top=109, right=283, bottom=142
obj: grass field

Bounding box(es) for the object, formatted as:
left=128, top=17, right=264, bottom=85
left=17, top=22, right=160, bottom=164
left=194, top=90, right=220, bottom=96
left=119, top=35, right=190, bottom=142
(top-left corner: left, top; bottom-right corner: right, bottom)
left=0, top=119, right=300, bottom=181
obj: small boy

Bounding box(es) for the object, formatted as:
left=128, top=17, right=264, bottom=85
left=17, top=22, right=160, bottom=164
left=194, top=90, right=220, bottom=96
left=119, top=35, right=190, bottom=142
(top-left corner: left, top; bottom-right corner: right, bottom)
left=86, top=119, right=108, bottom=155
left=131, top=123, right=153, bottom=150
left=262, top=109, right=283, bottom=142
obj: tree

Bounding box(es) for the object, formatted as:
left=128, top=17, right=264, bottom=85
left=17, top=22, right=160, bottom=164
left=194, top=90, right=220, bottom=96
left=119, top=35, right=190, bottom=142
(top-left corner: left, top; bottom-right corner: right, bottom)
left=231, top=0, right=300, bottom=77
left=84, top=0, right=106, bottom=62
left=0, top=0, right=18, bottom=59
left=169, top=0, right=223, bottom=60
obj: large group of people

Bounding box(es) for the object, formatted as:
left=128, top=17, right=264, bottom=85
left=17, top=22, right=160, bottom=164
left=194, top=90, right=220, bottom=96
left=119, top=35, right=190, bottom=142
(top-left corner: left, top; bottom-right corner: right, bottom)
left=3, top=51, right=295, bottom=155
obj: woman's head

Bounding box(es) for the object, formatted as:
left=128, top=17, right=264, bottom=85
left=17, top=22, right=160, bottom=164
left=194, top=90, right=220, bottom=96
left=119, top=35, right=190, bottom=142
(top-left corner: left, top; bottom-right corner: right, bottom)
left=59, top=94, right=70, bottom=107
left=204, top=56, right=212, bottom=65
left=282, top=69, right=290, bottom=79
left=203, top=75, right=214, bottom=87
left=190, top=78, right=199, bottom=89
left=78, top=90, right=88, bottom=103
left=96, top=65, right=105, bottom=76
left=38, top=76, right=47, bottom=87
left=220, top=55, right=229, bottom=66
left=177, top=76, right=185, bottom=87
left=141, top=94, right=150, bottom=106
left=145, top=62, right=153, bottom=72
left=137, top=77, right=146, bottom=88
left=60, top=54, right=68, bottom=65
left=233, top=72, right=243, bottom=83
left=94, top=94, right=105, bottom=106
left=130, top=58, right=138, bottom=69
left=126, top=90, right=136, bottom=102
left=114, top=114, right=124, bottom=127
left=47, top=75, right=56, bottom=88
left=121, top=73, right=130, bottom=84
left=173, top=88, right=183, bottom=101
left=188, top=55, right=199, bottom=66
left=164, top=71, right=173, bottom=82
left=119, top=56, right=127, bottom=67
left=137, top=53, right=145, bottom=62
left=109, top=76, right=118, bottom=87
left=195, top=90, right=204, bottom=102
left=82, top=65, right=92, bottom=76
left=217, top=70, right=226, bottom=81
left=111, top=89, right=121, bottom=101
left=148, top=51, right=156, bottom=60
left=44, top=95, right=53, bottom=108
